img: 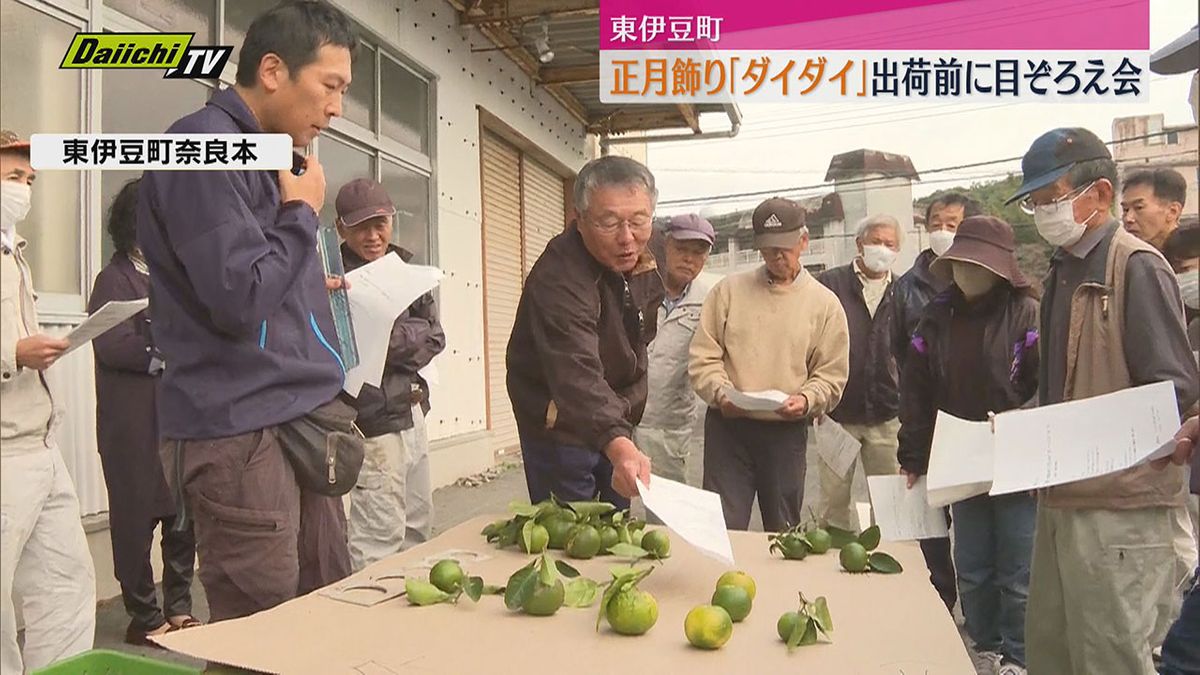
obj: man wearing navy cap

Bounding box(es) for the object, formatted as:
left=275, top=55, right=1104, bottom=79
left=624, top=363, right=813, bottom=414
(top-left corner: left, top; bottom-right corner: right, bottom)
left=635, top=214, right=714, bottom=491
left=1010, top=127, right=1199, bottom=674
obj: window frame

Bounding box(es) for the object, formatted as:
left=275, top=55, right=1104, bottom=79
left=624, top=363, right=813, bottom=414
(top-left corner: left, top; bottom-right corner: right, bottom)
left=11, top=0, right=439, bottom=323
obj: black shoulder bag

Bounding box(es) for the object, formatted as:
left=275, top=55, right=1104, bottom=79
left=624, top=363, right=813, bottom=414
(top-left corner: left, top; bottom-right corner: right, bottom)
left=276, top=398, right=366, bottom=496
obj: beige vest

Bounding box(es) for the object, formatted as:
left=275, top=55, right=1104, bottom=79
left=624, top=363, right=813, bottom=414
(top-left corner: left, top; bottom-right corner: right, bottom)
left=0, top=236, right=56, bottom=455
left=1043, top=227, right=1187, bottom=509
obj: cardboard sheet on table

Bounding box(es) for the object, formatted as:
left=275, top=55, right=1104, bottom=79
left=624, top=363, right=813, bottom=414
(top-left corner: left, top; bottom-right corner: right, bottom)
left=156, top=517, right=975, bottom=674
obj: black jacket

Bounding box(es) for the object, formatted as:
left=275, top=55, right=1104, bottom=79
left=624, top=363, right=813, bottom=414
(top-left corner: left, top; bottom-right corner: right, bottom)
left=506, top=226, right=664, bottom=453
left=817, top=263, right=899, bottom=425
left=341, top=244, right=446, bottom=437
left=890, top=249, right=950, bottom=370
left=896, top=285, right=1040, bottom=475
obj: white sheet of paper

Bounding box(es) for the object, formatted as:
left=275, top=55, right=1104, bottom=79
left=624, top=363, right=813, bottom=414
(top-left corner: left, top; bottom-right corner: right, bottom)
left=342, top=253, right=443, bottom=397
left=867, top=476, right=950, bottom=541
left=64, top=299, right=149, bottom=355
left=637, top=476, right=734, bottom=567
left=725, top=388, right=790, bottom=413
left=926, top=411, right=995, bottom=507
left=812, top=418, right=861, bottom=478
left=989, top=381, right=1180, bottom=495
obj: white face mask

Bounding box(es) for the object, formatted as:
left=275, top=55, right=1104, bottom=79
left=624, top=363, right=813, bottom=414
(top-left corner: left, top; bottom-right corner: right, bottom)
left=860, top=244, right=898, bottom=274
left=1, top=180, right=32, bottom=239
left=928, top=229, right=955, bottom=256
left=1179, top=270, right=1199, bottom=310
left=1032, top=180, right=1099, bottom=248
left=952, top=261, right=1000, bottom=299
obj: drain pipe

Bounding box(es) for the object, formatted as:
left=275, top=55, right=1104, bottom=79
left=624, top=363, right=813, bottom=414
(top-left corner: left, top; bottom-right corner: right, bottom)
left=600, top=103, right=742, bottom=155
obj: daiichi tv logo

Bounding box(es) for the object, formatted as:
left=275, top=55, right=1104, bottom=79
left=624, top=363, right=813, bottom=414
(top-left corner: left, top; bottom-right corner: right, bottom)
left=60, top=33, right=232, bottom=79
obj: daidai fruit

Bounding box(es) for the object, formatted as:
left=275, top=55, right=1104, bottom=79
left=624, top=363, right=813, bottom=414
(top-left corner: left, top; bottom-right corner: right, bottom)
left=805, top=528, right=832, bottom=554
left=428, top=560, right=465, bottom=593
left=776, top=611, right=800, bottom=642
left=715, top=571, right=756, bottom=600
left=711, top=584, right=752, bottom=622
left=840, top=542, right=869, bottom=572
left=684, top=605, right=734, bottom=650
left=519, top=524, right=550, bottom=553
left=641, top=529, right=671, bottom=558
left=605, top=589, right=659, bottom=636
left=522, top=579, right=565, bottom=616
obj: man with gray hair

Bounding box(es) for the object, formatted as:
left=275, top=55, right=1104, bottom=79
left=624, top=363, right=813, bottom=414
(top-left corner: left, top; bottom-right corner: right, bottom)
left=507, top=156, right=664, bottom=508
left=815, top=214, right=903, bottom=530
left=690, top=197, right=849, bottom=530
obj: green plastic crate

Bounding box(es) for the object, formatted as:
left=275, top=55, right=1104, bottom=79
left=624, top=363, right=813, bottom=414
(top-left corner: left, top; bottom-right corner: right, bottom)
left=31, top=649, right=200, bottom=675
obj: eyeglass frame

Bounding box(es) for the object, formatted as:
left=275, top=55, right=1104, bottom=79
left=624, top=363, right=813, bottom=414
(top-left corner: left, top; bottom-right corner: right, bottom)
left=1018, top=178, right=1101, bottom=215
left=580, top=212, right=655, bottom=235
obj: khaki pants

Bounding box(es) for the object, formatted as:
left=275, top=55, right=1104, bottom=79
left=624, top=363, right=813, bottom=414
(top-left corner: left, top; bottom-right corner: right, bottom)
left=1026, top=504, right=1177, bottom=675
left=347, top=405, right=433, bottom=571
left=816, top=418, right=901, bottom=531
left=1174, top=497, right=1199, bottom=585
left=1, top=448, right=96, bottom=675
left=633, top=426, right=691, bottom=485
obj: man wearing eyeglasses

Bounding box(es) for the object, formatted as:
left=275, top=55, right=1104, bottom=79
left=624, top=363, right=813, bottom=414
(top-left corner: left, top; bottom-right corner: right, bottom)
left=689, top=197, right=849, bottom=531
left=1008, top=127, right=1199, bottom=675
left=507, top=156, right=664, bottom=508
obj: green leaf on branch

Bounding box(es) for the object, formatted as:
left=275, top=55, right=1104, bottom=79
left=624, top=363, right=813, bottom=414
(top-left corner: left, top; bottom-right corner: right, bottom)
left=858, top=525, right=881, bottom=552
left=606, top=543, right=650, bottom=560
left=555, top=560, right=581, bottom=578
left=504, top=565, right=538, bottom=610
left=508, top=501, right=540, bottom=518
left=868, top=551, right=903, bottom=574
left=826, top=526, right=858, bottom=549
left=811, top=596, right=833, bottom=633
left=564, top=578, right=600, bottom=608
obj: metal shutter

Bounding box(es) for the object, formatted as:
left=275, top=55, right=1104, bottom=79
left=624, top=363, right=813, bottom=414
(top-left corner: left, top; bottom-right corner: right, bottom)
left=521, top=156, right=565, bottom=277
left=481, top=131, right=523, bottom=456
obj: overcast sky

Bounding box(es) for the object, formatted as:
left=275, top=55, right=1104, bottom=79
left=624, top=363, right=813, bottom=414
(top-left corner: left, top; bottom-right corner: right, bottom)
left=649, top=0, right=1199, bottom=216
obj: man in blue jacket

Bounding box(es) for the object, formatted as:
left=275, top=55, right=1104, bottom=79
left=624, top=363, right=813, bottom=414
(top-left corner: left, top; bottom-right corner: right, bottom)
left=137, top=1, right=358, bottom=621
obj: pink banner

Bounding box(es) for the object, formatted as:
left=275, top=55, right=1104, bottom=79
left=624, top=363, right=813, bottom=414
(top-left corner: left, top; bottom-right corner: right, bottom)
left=600, top=0, right=1149, bottom=51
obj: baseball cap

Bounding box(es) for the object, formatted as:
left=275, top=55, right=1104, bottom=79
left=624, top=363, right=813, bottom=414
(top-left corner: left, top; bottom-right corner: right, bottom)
left=1006, top=127, right=1111, bottom=204
left=335, top=178, right=396, bottom=227
left=0, top=130, right=31, bottom=155
left=665, top=213, right=715, bottom=246
left=751, top=197, right=807, bottom=249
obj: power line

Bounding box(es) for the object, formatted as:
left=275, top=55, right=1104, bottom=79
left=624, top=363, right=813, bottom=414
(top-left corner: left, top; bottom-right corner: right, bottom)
left=657, top=129, right=1197, bottom=207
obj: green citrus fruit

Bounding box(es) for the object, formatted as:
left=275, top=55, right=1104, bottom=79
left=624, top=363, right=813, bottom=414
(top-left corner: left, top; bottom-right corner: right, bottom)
left=716, top=571, right=757, bottom=601
left=777, top=534, right=810, bottom=560
left=805, top=528, right=832, bottom=554
left=428, top=559, right=465, bottom=593
left=598, top=525, right=620, bottom=553
left=641, top=529, right=671, bottom=558
left=566, top=524, right=602, bottom=559
left=777, top=611, right=801, bottom=642
left=544, top=517, right=575, bottom=550
left=605, top=588, right=659, bottom=635
left=519, top=523, right=550, bottom=553
left=631, top=528, right=645, bottom=547
left=840, top=542, right=869, bottom=572
left=521, top=579, right=565, bottom=616
left=684, top=605, right=734, bottom=650
left=711, top=584, right=752, bottom=622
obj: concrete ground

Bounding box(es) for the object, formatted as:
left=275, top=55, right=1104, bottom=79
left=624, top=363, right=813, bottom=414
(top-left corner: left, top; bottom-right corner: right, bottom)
left=94, top=447, right=988, bottom=672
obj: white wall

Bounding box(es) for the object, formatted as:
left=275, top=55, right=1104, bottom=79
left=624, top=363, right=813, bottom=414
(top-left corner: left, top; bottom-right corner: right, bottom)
left=834, top=174, right=922, bottom=275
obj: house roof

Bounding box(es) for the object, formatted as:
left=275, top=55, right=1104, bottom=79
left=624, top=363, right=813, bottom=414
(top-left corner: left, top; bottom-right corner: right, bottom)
left=450, top=0, right=729, bottom=135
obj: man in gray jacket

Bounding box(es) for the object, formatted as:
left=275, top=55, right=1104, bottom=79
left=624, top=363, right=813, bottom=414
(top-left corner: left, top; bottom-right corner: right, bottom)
left=635, top=214, right=714, bottom=488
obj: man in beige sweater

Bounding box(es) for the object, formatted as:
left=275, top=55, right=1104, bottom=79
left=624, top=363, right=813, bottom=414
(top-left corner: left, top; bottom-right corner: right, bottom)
left=689, top=197, right=850, bottom=531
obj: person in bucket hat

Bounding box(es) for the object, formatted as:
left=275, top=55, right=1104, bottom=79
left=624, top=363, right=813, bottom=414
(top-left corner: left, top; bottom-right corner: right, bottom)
left=1010, top=128, right=1198, bottom=675
left=689, top=197, right=849, bottom=531
left=896, top=215, right=1040, bottom=675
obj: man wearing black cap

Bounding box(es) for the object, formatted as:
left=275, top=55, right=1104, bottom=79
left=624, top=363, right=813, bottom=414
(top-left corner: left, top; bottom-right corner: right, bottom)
left=1, top=130, right=95, bottom=673
left=336, top=178, right=445, bottom=569
left=690, top=197, right=849, bottom=530
left=1009, top=127, right=1199, bottom=674
left=636, top=214, right=714, bottom=489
